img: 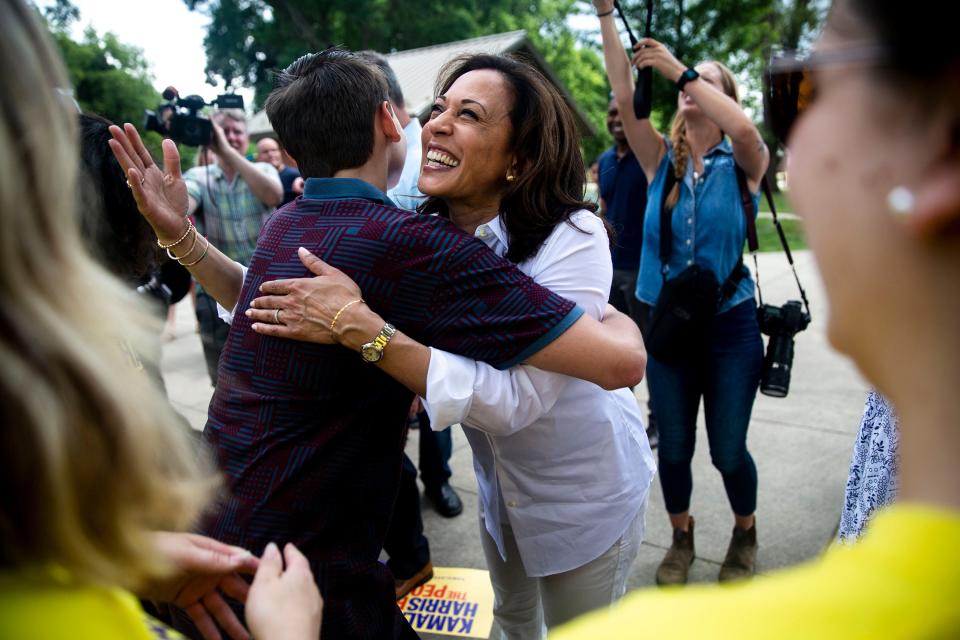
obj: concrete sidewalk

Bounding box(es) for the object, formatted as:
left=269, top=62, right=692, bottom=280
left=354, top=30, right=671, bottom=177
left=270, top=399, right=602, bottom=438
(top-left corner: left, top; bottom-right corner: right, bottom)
left=161, top=249, right=868, bottom=635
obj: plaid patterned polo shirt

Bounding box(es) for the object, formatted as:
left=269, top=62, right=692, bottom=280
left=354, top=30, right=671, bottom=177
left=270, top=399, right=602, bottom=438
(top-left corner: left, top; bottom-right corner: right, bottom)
left=196, top=178, right=582, bottom=639
left=184, top=161, right=280, bottom=267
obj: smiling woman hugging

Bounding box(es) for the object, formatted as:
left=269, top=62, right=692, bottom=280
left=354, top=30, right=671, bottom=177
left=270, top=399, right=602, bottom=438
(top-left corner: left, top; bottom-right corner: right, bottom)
left=248, top=53, right=657, bottom=637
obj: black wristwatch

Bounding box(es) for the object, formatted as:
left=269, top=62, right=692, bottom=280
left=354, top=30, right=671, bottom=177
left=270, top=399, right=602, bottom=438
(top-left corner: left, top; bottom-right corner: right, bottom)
left=676, top=68, right=700, bottom=92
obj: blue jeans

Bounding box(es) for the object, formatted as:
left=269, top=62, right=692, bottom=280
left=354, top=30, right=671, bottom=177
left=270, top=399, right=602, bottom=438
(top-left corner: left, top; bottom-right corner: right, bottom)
left=647, top=299, right=763, bottom=516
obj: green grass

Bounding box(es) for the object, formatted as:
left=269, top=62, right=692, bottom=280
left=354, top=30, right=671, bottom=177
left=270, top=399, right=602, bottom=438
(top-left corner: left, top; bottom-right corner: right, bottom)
left=757, top=189, right=794, bottom=214
left=753, top=189, right=807, bottom=252
left=754, top=217, right=807, bottom=252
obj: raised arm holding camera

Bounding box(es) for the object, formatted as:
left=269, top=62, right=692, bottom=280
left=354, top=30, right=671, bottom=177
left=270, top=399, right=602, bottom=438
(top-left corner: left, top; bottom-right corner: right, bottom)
left=183, top=109, right=282, bottom=386
left=596, top=0, right=769, bottom=586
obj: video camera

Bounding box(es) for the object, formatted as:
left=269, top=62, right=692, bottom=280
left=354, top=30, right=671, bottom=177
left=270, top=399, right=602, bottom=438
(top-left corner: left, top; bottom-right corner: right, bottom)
left=144, top=86, right=244, bottom=147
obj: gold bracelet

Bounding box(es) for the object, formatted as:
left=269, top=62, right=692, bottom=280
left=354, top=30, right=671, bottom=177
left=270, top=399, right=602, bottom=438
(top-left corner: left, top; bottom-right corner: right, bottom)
left=329, top=298, right=364, bottom=333
left=157, top=219, right=194, bottom=249
left=167, top=226, right=199, bottom=261
left=179, top=235, right=210, bottom=267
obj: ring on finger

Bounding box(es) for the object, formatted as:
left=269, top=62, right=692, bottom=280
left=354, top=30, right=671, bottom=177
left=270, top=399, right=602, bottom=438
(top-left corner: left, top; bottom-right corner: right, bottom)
left=275, top=308, right=282, bottom=324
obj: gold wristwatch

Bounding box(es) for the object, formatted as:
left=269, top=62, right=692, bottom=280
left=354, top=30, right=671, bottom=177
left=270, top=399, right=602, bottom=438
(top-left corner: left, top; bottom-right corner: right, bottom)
left=360, top=323, right=397, bottom=363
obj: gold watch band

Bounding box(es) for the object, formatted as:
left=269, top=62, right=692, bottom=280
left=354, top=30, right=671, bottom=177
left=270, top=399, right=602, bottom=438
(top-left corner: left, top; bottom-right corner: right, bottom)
left=361, top=323, right=396, bottom=362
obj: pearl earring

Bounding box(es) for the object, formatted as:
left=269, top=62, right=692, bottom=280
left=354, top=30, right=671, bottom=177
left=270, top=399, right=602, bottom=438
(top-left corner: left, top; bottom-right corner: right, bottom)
left=506, top=174, right=516, bottom=182
left=886, top=186, right=915, bottom=216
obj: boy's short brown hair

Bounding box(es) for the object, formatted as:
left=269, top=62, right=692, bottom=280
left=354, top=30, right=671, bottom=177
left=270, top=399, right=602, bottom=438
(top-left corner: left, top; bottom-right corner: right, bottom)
left=265, top=49, right=388, bottom=179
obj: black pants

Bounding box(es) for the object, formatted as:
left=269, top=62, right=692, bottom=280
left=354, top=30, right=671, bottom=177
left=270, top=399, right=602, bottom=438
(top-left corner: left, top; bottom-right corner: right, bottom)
left=384, top=412, right=453, bottom=579
left=194, top=289, right=231, bottom=386
left=609, top=268, right=651, bottom=334
left=609, top=269, right=654, bottom=426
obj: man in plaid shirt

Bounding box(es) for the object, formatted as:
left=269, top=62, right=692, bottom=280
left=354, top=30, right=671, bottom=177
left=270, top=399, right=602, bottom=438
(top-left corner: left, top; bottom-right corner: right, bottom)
left=183, top=110, right=282, bottom=385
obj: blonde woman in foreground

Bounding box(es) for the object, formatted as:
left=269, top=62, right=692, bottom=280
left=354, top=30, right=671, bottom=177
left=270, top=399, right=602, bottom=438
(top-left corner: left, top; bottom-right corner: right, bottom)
left=0, top=1, right=320, bottom=638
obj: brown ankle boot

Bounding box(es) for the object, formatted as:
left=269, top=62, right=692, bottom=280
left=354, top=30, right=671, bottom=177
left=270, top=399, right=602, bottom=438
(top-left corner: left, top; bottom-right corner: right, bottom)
left=719, top=523, right=757, bottom=582
left=656, top=516, right=695, bottom=585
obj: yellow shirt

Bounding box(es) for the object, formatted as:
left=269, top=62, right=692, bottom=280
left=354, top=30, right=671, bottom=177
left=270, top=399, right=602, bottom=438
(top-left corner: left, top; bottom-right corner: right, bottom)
left=0, top=573, right=181, bottom=639
left=553, top=504, right=960, bottom=639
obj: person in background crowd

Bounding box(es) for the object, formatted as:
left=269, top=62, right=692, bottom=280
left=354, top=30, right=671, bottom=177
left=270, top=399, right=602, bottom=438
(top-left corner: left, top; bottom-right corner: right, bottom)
left=0, top=2, right=320, bottom=638
left=78, top=112, right=192, bottom=387
left=256, top=136, right=302, bottom=205
left=597, top=96, right=658, bottom=448
left=551, top=0, right=960, bottom=635
left=356, top=51, right=426, bottom=212
left=184, top=109, right=282, bottom=386
left=838, top=391, right=900, bottom=542
left=597, top=0, right=769, bottom=585
left=585, top=158, right=601, bottom=205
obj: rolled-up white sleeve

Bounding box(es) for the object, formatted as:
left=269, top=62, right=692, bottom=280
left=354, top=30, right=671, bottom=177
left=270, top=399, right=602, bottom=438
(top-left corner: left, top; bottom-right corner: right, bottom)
left=422, top=348, right=477, bottom=428
left=216, top=263, right=249, bottom=325
left=424, top=351, right=567, bottom=434
left=423, top=210, right=614, bottom=435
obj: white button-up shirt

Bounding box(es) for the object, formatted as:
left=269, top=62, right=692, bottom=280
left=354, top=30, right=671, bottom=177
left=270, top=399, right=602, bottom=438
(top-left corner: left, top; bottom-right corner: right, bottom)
left=387, top=119, right=425, bottom=212
left=424, top=210, right=656, bottom=577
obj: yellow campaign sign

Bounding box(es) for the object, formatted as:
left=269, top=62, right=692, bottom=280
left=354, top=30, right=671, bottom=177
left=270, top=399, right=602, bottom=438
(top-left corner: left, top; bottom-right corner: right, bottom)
left=398, top=567, right=494, bottom=638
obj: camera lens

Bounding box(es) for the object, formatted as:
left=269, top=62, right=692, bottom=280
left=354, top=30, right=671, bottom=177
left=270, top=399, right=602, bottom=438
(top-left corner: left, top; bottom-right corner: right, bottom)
left=760, top=334, right=795, bottom=397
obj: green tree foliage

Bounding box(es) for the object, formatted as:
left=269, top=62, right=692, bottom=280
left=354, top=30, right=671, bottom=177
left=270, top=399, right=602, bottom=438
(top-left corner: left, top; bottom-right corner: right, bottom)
left=187, top=0, right=825, bottom=167
left=613, top=0, right=826, bottom=122
left=40, top=0, right=167, bottom=158
left=187, top=0, right=615, bottom=159
left=612, top=0, right=826, bottom=184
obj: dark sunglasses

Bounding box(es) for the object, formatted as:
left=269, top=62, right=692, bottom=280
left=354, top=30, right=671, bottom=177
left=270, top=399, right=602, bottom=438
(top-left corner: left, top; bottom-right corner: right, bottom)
left=764, top=45, right=886, bottom=146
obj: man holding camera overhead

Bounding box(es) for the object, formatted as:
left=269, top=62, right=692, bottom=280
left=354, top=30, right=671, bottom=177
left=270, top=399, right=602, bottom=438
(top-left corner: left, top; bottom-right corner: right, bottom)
left=184, top=109, right=282, bottom=386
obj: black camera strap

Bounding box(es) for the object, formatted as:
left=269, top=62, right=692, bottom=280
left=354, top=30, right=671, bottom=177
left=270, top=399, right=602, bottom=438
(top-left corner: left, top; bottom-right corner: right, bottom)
left=658, top=167, right=747, bottom=303
left=736, top=170, right=812, bottom=318
left=614, top=0, right=654, bottom=119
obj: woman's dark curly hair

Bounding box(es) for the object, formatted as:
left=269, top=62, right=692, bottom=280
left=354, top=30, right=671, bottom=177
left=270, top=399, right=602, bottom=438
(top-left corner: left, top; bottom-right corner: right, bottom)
left=77, top=113, right=160, bottom=282
left=419, top=54, right=603, bottom=264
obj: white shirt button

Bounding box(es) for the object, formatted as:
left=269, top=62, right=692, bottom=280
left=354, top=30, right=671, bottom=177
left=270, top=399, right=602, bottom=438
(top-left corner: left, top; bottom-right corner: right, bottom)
left=687, top=259, right=694, bottom=266
left=477, top=226, right=489, bottom=238
left=686, top=239, right=692, bottom=245
left=687, top=218, right=693, bottom=224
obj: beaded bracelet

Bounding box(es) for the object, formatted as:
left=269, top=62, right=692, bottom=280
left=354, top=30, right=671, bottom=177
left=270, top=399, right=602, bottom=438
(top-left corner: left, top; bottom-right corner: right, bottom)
left=166, top=226, right=199, bottom=262
left=157, top=219, right=194, bottom=249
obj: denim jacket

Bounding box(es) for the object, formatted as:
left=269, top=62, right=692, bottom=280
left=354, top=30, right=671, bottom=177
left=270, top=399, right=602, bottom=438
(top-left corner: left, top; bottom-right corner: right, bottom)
left=635, top=138, right=759, bottom=314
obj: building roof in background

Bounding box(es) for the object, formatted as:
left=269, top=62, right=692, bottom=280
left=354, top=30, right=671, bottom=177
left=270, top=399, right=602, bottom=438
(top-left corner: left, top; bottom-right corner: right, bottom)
left=249, top=30, right=595, bottom=140
left=247, top=109, right=272, bottom=141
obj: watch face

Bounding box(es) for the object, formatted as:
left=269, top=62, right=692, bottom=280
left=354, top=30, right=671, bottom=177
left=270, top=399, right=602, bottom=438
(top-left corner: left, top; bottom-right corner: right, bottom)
left=361, top=343, right=383, bottom=363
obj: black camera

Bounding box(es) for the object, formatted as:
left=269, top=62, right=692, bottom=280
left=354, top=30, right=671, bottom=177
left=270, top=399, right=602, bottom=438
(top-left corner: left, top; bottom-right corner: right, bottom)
left=757, top=300, right=810, bottom=398
left=136, top=271, right=172, bottom=307
left=144, top=86, right=244, bottom=146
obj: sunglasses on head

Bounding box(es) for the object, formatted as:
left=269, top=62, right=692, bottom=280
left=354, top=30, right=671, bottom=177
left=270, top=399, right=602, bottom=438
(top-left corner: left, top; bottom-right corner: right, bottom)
left=764, top=45, right=886, bottom=146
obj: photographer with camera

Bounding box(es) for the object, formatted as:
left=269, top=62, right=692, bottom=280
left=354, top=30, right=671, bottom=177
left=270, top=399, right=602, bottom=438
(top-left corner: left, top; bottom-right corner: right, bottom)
left=596, top=0, right=769, bottom=585
left=184, top=109, right=282, bottom=386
